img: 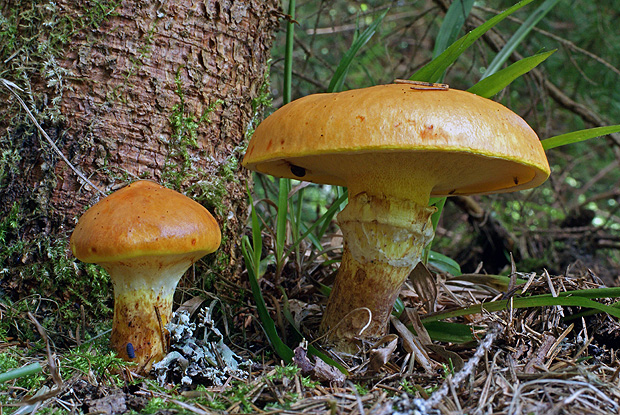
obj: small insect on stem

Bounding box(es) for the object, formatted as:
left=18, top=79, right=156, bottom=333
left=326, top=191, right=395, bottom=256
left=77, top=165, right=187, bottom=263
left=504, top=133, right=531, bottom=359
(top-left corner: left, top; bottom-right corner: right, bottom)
left=394, top=79, right=450, bottom=91
left=126, top=342, right=136, bottom=359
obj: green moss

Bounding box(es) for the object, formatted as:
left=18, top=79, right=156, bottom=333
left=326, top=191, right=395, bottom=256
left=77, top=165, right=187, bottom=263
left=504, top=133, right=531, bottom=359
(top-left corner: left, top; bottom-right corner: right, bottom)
left=164, top=65, right=272, bottom=217
left=41, top=239, right=112, bottom=317
left=0, top=203, right=23, bottom=264
left=191, top=152, right=242, bottom=216
left=1, top=1, right=120, bottom=118
left=162, top=69, right=230, bottom=215
left=220, top=382, right=255, bottom=412
left=140, top=398, right=172, bottom=413
left=0, top=237, right=113, bottom=341
left=0, top=1, right=121, bottom=336
left=63, top=346, right=127, bottom=385
left=0, top=200, right=112, bottom=338
left=245, top=65, right=273, bottom=141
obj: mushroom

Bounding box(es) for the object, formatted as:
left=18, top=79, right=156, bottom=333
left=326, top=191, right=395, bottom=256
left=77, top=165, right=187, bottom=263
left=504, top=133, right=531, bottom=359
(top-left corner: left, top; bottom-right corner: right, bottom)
left=242, top=82, right=550, bottom=350
left=70, top=180, right=221, bottom=371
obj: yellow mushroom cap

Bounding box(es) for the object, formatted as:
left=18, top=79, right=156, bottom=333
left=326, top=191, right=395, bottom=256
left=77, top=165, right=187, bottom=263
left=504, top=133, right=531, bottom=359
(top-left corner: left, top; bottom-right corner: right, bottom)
left=70, top=180, right=221, bottom=264
left=242, top=84, right=550, bottom=198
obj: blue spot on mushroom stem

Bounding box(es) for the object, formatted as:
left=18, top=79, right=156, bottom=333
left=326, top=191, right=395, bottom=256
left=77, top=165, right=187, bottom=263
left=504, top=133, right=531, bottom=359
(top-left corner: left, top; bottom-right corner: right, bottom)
left=126, top=342, right=135, bottom=359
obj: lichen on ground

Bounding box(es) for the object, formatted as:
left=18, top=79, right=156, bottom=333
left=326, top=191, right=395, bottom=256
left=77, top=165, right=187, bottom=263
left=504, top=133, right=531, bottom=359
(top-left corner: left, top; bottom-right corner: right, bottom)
left=151, top=307, right=252, bottom=387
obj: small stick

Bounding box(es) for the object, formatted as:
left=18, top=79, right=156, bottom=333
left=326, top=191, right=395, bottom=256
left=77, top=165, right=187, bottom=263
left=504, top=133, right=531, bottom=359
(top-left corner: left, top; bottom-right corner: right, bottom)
left=1, top=78, right=106, bottom=197
left=394, top=79, right=450, bottom=90
left=154, top=306, right=167, bottom=354
left=426, top=323, right=502, bottom=409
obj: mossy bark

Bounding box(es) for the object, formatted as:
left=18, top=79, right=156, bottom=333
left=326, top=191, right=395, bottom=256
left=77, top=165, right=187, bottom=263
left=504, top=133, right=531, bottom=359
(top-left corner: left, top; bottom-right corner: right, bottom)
left=0, top=0, right=279, bottom=332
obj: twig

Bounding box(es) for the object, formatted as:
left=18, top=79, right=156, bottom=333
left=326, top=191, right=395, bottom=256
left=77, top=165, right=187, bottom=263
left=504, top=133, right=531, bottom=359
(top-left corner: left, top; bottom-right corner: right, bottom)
left=426, top=323, right=503, bottom=409
left=390, top=316, right=434, bottom=374
left=12, top=313, right=64, bottom=407
left=509, top=379, right=619, bottom=414
left=1, top=78, right=106, bottom=197
left=473, top=5, right=620, bottom=77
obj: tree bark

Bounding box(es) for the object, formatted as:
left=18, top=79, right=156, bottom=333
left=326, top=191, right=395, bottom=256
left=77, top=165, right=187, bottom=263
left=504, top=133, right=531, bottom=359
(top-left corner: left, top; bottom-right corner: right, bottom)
left=0, top=0, right=280, bottom=329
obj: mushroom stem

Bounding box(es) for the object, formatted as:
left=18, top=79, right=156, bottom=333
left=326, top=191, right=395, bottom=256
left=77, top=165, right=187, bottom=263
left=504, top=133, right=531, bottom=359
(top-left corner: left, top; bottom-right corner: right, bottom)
left=320, top=192, right=435, bottom=350
left=102, top=255, right=194, bottom=371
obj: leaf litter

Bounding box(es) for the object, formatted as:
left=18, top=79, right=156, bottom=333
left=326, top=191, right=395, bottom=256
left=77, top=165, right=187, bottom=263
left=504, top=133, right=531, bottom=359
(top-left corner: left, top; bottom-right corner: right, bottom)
left=2, top=263, right=620, bottom=414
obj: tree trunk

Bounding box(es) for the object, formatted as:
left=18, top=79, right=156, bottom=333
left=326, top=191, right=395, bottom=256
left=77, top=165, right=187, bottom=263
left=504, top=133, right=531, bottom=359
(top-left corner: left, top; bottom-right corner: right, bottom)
left=0, top=0, right=279, bottom=334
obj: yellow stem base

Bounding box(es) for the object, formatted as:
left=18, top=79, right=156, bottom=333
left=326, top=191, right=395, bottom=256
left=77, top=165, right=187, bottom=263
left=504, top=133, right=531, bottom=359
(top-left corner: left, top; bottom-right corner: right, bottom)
left=102, top=255, right=193, bottom=373
left=110, top=290, right=172, bottom=373
left=320, top=192, right=435, bottom=351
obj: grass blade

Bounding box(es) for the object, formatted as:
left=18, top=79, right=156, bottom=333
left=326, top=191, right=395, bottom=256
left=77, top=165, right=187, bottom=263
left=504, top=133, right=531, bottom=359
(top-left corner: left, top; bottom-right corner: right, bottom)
left=327, top=9, right=388, bottom=93
left=317, top=188, right=347, bottom=239
left=242, top=193, right=294, bottom=362
left=243, top=242, right=294, bottom=363
left=411, top=0, right=535, bottom=83
left=542, top=286, right=620, bottom=300
left=423, top=197, right=446, bottom=264
left=433, top=0, right=475, bottom=63
left=422, top=321, right=476, bottom=343
left=449, top=274, right=528, bottom=292
left=468, top=50, right=556, bottom=98
left=542, top=125, right=620, bottom=150
left=242, top=191, right=263, bottom=273
left=428, top=251, right=462, bottom=276
left=422, top=287, right=620, bottom=323
left=290, top=187, right=305, bottom=263
left=275, top=179, right=290, bottom=273
left=0, top=363, right=42, bottom=383
left=283, top=0, right=295, bottom=103
left=429, top=197, right=446, bottom=232
left=276, top=0, right=295, bottom=275
left=482, top=0, right=561, bottom=79
left=286, top=191, right=348, bottom=257
left=392, top=298, right=405, bottom=317
left=297, top=221, right=324, bottom=252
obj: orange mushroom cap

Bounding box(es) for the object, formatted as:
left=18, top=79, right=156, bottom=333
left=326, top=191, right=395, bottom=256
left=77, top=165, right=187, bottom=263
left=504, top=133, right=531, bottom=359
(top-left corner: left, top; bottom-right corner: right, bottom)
left=243, top=83, right=550, bottom=201
left=71, top=180, right=221, bottom=264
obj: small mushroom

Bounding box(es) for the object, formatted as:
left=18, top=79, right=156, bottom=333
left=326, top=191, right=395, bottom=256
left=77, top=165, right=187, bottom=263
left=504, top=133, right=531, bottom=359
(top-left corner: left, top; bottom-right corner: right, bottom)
left=70, top=180, right=221, bottom=371
left=242, top=83, right=550, bottom=350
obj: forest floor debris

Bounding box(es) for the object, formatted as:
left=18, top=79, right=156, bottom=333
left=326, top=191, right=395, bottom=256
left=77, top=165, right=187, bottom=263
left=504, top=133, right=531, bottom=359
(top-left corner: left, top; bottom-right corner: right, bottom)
left=2, top=266, right=620, bottom=414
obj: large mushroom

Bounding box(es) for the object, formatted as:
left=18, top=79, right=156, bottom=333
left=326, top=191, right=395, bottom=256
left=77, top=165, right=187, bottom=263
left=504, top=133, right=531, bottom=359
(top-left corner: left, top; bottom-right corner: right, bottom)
left=242, top=82, right=550, bottom=350
left=70, top=180, right=221, bottom=371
